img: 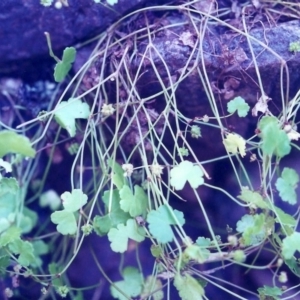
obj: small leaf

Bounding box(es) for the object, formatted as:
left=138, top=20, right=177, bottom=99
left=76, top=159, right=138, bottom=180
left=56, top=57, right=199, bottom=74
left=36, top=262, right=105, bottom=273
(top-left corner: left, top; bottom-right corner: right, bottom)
left=61, top=47, right=76, bottom=64
left=93, top=215, right=113, bottom=236
left=257, top=285, right=282, bottom=300
left=39, top=189, right=61, bottom=211
left=54, top=47, right=76, bottom=82
left=183, top=244, right=210, bottom=264
left=51, top=210, right=77, bottom=235
left=150, top=245, right=162, bottom=258
left=108, top=159, right=127, bottom=190
left=107, top=219, right=145, bottom=253
left=227, top=96, right=250, bottom=117
left=49, top=263, right=63, bottom=286
left=174, top=273, right=204, bottom=300
left=61, top=189, right=88, bottom=212
left=0, top=226, right=21, bottom=247
left=0, top=131, right=35, bottom=158
left=0, top=177, right=19, bottom=197
left=141, top=276, right=163, bottom=300
left=195, top=237, right=211, bottom=247
left=237, top=187, right=268, bottom=209
left=223, top=133, right=246, bottom=157
left=170, top=160, right=204, bottom=190
left=8, top=239, right=35, bottom=267
left=110, top=267, right=143, bottom=300
left=0, top=252, right=10, bottom=273
left=147, top=205, right=185, bottom=244
left=93, top=189, right=130, bottom=236
left=236, top=214, right=266, bottom=246
left=275, top=168, right=299, bottom=205
left=20, top=207, right=38, bottom=233
left=282, top=231, right=300, bottom=259
left=258, top=116, right=291, bottom=158
left=119, top=185, right=148, bottom=217
left=273, top=206, right=296, bottom=227
left=54, top=98, right=90, bottom=137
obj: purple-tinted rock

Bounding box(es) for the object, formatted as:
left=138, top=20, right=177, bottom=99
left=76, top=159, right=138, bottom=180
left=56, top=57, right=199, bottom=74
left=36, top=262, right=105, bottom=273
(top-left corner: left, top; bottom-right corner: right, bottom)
left=0, top=0, right=149, bottom=71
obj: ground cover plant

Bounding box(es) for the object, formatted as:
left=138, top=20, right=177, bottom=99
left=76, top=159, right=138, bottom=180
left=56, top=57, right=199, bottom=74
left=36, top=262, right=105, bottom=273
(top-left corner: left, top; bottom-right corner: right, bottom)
left=1, top=0, right=300, bottom=299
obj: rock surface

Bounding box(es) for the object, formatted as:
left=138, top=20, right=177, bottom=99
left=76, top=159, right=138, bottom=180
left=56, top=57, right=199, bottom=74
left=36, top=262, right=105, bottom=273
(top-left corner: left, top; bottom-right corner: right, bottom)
left=0, top=0, right=151, bottom=74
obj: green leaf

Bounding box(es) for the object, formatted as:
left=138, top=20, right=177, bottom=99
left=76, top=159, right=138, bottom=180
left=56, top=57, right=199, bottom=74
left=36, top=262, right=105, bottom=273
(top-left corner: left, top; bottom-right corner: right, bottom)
left=285, top=257, right=300, bottom=277
left=49, top=263, right=63, bottom=287
left=61, top=47, right=76, bottom=64
left=275, top=168, right=299, bottom=205
left=51, top=210, right=77, bottom=235
left=8, top=239, right=35, bottom=267
left=183, top=244, right=210, bottom=264
left=107, top=159, right=127, bottom=190
left=0, top=131, right=35, bottom=158
left=54, top=98, right=90, bottom=137
left=61, top=189, right=88, bottom=212
left=0, top=226, right=21, bottom=247
left=174, top=273, right=204, bottom=300
left=0, top=193, right=16, bottom=221
left=141, top=276, right=163, bottom=300
left=150, top=245, right=162, bottom=258
left=107, top=219, right=145, bottom=253
left=227, top=96, right=250, bottom=117
left=0, top=252, right=10, bottom=274
left=0, top=177, right=18, bottom=197
left=54, top=47, right=76, bottom=82
left=39, top=189, right=61, bottom=211
left=110, top=267, right=143, bottom=300
left=273, top=206, right=296, bottom=227
left=33, top=240, right=49, bottom=256
left=31, top=240, right=49, bottom=267
left=50, top=189, right=88, bottom=235
left=223, top=133, right=246, bottom=157
left=170, top=160, right=204, bottom=190
left=258, top=116, right=291, bottom=158
left=237, top=187, right=268, bottom=209
left=282, top=231, right=300, bottom=259
left=257, top=285, right=282, bottom=300
left=0, top=219, right=10, bottom=233
left=236, top=214, right=266, bottom=246
left=147, top=205, right=185, bottom=244
left=93, top=189, right=130, bottom=236
left=93, top=215, right=113, bottom=236
left=195, top=237, right=211, bottom=247
left=20, top=207, right=38, bottom=233
left=119, top=185, right=148, bottom=217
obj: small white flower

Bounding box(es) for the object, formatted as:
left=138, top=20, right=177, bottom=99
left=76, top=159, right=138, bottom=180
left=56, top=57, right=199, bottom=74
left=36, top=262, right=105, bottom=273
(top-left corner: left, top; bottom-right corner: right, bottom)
left=279, top=271, right=288, bottom=283
left=150, top=164, right=164, bottom=177
left=203, top=115, right=209, bottom=123
left=54, top=1, right=62, bottom=9
left=284, top=124, right=300, bottom=141
left=101, top=103, right=115, bottom=117
left=227, top=235, right=238, bottom=247
left=277, top=258, right=283, bottom=267
left=122, top=164, right=134, bottom=177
